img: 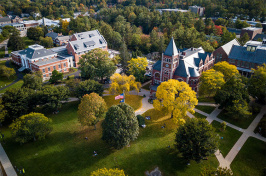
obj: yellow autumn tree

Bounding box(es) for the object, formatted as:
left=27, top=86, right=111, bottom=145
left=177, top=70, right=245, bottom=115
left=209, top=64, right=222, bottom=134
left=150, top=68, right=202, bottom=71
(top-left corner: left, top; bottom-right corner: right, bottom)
left=128, top=57, right=148, bottom=82
left=90, top=168, right=126, bottom=176
left=199, top=69, right=225, bottom=97
left=213, top=61, right=239, bottom=81
left=153, top=79, right=198, bottom=124
left=77, top=93, right=107, bottom=130
left=109, top=73, right=141, bottom=95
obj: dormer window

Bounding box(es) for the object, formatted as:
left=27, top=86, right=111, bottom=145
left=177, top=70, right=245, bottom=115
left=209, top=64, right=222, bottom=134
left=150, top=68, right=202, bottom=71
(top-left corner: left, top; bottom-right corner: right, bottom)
left=247, top=46, right=251, bottom=51
left=251, top=47, right=256, bottom=52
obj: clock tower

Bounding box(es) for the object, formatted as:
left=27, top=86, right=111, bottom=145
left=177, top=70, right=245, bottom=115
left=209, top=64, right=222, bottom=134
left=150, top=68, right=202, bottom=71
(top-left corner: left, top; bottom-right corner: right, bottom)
left=160, top=37, right=179, bottom=82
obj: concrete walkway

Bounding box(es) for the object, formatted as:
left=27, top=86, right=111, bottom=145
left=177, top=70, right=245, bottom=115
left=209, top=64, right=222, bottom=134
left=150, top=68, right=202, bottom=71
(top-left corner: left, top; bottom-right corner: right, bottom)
left=0, top=144, right=17, bottom=176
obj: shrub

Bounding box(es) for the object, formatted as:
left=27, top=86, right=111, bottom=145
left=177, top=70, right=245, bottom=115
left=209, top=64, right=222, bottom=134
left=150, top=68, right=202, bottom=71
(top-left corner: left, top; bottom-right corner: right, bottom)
left=137, top=115, right=145, bottom=126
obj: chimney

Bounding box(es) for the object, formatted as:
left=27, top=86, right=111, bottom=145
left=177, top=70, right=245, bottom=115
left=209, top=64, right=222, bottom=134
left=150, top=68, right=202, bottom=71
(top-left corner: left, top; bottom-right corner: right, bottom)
left=182, top=51, right=186, bottom=56
left=191, top=47, right=193, bottom=51
left=262, top=38, right=266, bottom=45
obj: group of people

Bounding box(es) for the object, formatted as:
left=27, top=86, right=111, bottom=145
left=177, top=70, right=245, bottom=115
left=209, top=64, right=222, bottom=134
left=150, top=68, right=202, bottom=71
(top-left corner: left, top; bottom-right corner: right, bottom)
left=14, top=166, right=25, bottom=175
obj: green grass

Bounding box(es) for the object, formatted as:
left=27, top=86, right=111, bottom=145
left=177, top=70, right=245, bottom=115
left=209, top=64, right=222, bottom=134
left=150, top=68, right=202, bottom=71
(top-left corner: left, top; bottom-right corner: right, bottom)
left=0, top=46, right=5, bottom=58
left=142, top=82, right=151, bottom=90
left=231, top=137, right=266, bottom=176
left=195, top=105, right=216, bottom=114
left=0, top=60, right=17, bottom=88
left=197, top=97, right=215, bottom=103
left=193, top=112, right=207, bottom=119
left=0, top=80, right=23, bottom=93
left=103, top=95, right=143, bottom=110
left=23, top=37, right=35, bottom=48
left=211, top=120, right=242, bottom=156
left=2, top=104, right=218, bottom=176
left=217, top=110, right=258, bottom=129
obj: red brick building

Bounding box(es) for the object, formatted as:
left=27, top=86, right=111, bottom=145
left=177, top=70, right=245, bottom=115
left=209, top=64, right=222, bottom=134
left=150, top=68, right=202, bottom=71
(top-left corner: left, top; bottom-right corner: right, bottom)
left=213, top=39, right=240, bottom=63
left=240, top=27, right=263, bottom=40
left=150, top=38, right=215, bottom=97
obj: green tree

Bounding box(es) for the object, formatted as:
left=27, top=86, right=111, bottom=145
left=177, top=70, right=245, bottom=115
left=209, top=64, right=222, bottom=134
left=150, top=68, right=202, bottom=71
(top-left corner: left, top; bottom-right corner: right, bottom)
left=175, top=118, right=219, bottom=162
left=0, top=66, right=15, bottom=79
left=153, top=79, right=198, bottom=124
left=75, top=80, right=103, bottom=99
left=119, top=41, right=130, bottom=73
left=78, top=48, right=116, bottom=82
left=38, top=85, right=69, bottom=111
left=199, top=69, right=225, bottom=97
left=255, top=23, right=262, bottom=28
left=0, top=99, right=7, bottom=123
left=221, top=30, right=236, bottom=44
left=49, top=70, right=63, bottom=83
left=10, top=112, right=52, bottom=144
left=195, top=19, right=205, bottom=32
left=128, top=57, right=148, bottom=82
left=213, top=61, right=239, bottom=81
left=78, top=93, right=107, bottom=130
left=91, top=168, right=126, bottom=176
left=248, top=64, right=266, bottom=104
left=102, top=103, right=139, bottom=149
left=22, top=71, right=43, bottom=90
left=40, top=36, right=53, bottom=48
left=239, top=32, right=250, bottom=46
left=7, top=30, right=25, bottom=51
left=2, top=88, right=36, bottom=121
left=27, top=27, right=44, bottom=41
left=201, top=41, right=215, bottom=53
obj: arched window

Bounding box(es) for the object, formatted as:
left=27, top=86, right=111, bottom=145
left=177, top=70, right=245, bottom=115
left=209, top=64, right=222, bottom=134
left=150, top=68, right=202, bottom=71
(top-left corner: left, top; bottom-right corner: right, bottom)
left=164, top=70, right=168, bottom=75
left=155, top=73, right=160, bottom=79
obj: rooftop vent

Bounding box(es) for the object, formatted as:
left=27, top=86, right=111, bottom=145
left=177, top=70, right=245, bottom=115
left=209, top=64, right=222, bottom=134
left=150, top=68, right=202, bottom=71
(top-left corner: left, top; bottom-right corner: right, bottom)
left=84, top=41, right=96, bottom=47
left=74, top=44, right=79, bottom=50
left=89, top=34, right=95, bottom=38
left=99, top=39, right=103, bottom=44
left=191, top=47, right=193, bottom=51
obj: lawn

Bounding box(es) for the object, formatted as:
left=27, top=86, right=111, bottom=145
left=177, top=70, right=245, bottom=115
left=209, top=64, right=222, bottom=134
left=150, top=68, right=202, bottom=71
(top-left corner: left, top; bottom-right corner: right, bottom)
left=23, top=37, right=35, bottom=48
left=197, top=96, right=215, bottom=103
left=0, top=60, right=17, bottom=89
left=211, top=120, right=242, bottom=156
left=231, top=137, right=266, bottom=176
left=103, top=95, right=143, bottom=110
left=0, top=80, right=23, bottom=93
left=193, top=112, right=207, bottom=119
left=217, top=110, right=258, bottom=129
left=142, top=82, right=151, bottom=90
left=195, top=105, right=216, bottom=114
left=254, top=114, right=266, bottom=137
left=2, top=103, right=218, bottom=176
left=0, top=46, right=5, bottom=58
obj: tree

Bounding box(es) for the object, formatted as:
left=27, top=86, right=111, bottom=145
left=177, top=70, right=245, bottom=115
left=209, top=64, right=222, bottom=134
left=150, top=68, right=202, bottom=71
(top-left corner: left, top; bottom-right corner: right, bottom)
left=9, top=112, right=52, bottom=144
left=75, top=80, right=104, bottom=99
left=7, top=30, right=25, bottom=51
left=65, top=78, right=81, bottom=91
left=78, top=48, right=116, bottom=81
left=0, top=99, right=7, bottom=123
left=194, top=19, right=205, bottom=32
left=175, top=118, right=219, bottom=162
left=49, top=70, right=63, bottom=83
left=2, top=88, right=36, bottom=122
left=199, top=69, right=225, bottom=97
left=255, top=23, right=262, bottom=28
left=239, top=32, right=250, bottom=46
left=201, top=41, right=215, bottom=52
left=221, top=30, right=236, bottom=44
left=22, top=71, right=43, bottom=90
left=40, top=36, right=53, bottom=48
left=27, top=27, right=44, bottom=41
left=91, top=168, right=126, bottom=176
left=109, top=73, right=141, bottom=95
left=0, top=66, right=15, bottom=79
left=38, top=85, right=69, bottom=111
left=119, top=41, right=130, bottom=73
left=248, top=64, right=266, bottom=104
left=78, top=93, right=107, bottom=130
left=213, top=61, right=239, bottom=81
left=102, top=103, right=139, bottom=149
left=153, top=79, right=198, bottom=124
left=128, top=57, right=148, bottom=82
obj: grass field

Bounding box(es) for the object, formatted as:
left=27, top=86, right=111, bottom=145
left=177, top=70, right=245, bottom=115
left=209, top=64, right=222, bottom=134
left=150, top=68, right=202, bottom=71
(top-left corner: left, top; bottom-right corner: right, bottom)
left=231, top=137, right=266, bottom=176
left=193, top=112, right=207, bottom=119
left=2, top=102, right=218, bottom=176
left=103, top=95, right=143, bottom=110
left=0, top=80, right=23, bottom=93
left=195, top=105, right=216, bottom=114
left=23, top=37, right=35, bottom=48
left=197, top=97, right=215, bottom=103
left=211, top=120, right=242, bottom=156
left=0, top=46, right=5, bottom=58
left=217, top=110, right=258, bottom=129
left=0, top=60, right=17, bottom=89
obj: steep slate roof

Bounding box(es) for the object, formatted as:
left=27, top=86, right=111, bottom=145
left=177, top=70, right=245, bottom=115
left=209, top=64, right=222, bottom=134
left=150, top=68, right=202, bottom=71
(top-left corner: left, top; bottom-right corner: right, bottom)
left=221, top=39, right=240, bottom=55
left=152, top=60, right=161, bottom=71
left=45, top=32, right=59, bottom=40
left=174, top=60, right=188, bottom=77
left=0, top=17, right=11, bottom=23
left=164, top=37, right=178, bottom=56
left=253, top=34, right=266, bottom=41
left=18, top=45, right=56, bottom=59
left=229, top=45, right=266, bottom=64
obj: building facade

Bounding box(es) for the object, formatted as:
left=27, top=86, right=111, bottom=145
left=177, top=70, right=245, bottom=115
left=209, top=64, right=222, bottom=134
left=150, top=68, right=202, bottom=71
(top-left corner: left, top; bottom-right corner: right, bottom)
left=213, top=39, right=240, bottom=63
left=240, top=27, right=263, bottom=40
left=150, top=38, right=214, bottom=97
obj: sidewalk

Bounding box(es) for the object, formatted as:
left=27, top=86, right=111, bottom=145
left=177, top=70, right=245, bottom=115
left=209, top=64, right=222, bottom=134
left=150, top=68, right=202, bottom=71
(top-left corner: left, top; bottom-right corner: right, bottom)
left=0, top=143, right=17, bottom=176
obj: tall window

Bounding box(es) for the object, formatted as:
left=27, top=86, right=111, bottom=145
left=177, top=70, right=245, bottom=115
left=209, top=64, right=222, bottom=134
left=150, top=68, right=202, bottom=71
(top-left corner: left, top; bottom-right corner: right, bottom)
left=53, top=66, right=56, bottom=70
left=42, top=69, right=45, bottom=73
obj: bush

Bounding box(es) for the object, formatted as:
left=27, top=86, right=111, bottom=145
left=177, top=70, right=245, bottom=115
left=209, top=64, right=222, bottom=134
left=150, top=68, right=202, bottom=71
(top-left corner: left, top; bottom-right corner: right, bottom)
left=137, top=115, right=145, bottom=126
left=254, top=115, right=266, bottom=137
left=250, top=102, right=261, bottom=114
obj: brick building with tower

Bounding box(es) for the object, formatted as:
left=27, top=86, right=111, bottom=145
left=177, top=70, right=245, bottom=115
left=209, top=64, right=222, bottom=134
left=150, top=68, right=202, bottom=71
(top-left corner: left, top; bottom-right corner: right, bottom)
left=150, top=38, right=215, bottom=97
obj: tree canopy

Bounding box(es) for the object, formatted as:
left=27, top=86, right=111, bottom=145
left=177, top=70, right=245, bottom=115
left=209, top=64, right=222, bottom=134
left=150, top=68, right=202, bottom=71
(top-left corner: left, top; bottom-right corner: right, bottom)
left=22, top=71, right=43, bottom=90
left=75, top=80, right=104, bottom=99
left=49, top=70, right=63, bottom=83
left=153, top=79, right=198, bottom=124
left=213, top=61, right=239, bottom=81
left=78, top=93, right=107, bottom=130
left=102, top=103, right=139, bottom=149
left=128, top=57, right=148, bottom=82
left=10, top=112, right=52, bottom=144
left=175, top=118, right=219, bottom=162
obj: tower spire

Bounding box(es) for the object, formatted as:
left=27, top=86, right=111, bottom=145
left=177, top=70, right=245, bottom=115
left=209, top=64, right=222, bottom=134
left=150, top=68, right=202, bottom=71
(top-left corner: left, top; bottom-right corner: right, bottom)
left=164, top=37, right=178, bottom=56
